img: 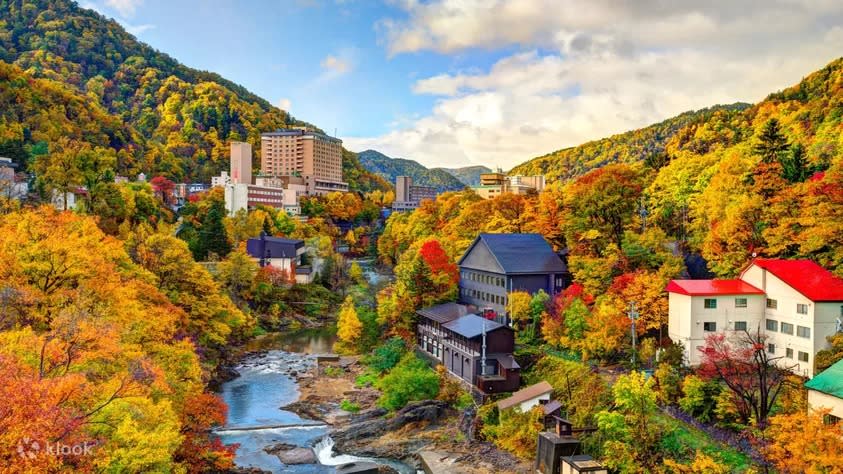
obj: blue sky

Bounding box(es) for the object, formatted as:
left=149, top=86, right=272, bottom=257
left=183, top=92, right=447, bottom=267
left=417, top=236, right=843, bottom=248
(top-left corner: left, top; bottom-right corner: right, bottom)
left=84, top=0, right=843, bottom=169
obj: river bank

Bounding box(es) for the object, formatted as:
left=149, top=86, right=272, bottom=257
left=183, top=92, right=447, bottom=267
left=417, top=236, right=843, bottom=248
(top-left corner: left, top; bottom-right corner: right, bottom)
left=285, top=354, right=531, bottom=474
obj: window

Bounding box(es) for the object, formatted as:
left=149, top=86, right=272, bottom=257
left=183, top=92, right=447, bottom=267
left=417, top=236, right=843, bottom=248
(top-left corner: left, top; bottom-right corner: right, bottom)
left=704, top=299, right=717, bottom=309
left=786, top=348, right=794, bottom=359
left=703, top=322, right=717, bottom=332
left=780, top=322, right=794, bottom=335
left=767, top=298, right=778, bottom=310
left=734, top=321, right=747, bottom=331
left=798, top=351, right=809, bottom=363
left=766, top=319, right=778, bottom=332
left=797, top=326, right=811, bottom=339
left=767, top=343, right=775, bottom=354
left=797, top=304, right=808, bottom=315
left=735, top=298, right=748, bottom=308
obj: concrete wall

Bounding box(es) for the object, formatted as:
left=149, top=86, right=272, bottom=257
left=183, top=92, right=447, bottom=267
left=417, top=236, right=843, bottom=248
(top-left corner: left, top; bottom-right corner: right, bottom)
left=668, top=292, right=764, bottom=366
left=808, top=389, right=843, bottom=420
left=743, top=266, right=827, bottom=377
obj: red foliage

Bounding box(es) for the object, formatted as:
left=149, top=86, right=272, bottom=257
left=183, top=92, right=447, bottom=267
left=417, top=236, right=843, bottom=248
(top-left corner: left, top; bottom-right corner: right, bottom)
left=255, top=266, right=294, bottom=286
left=608, top=272, right=638, bottom=294
left=550, top=282, right=594, bottom=319
left=419, top=239, right=458, bottom=283
left=174, top=393, right=236, bottom=473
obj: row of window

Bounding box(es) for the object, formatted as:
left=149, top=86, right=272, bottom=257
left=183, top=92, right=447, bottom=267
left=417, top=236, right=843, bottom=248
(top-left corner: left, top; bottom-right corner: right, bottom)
left=702, top=319, right=811, bottom=339
left=705, top=298, right=843, bottom=318
left=766, top=298, right=809, bottom=315
left=461, top=271, right=506, bottom=288
left=766, top=319, right=811, bottom=338
left=461, top=287, right=506, bottom=306
left=766, top=343, right=810, bottom=362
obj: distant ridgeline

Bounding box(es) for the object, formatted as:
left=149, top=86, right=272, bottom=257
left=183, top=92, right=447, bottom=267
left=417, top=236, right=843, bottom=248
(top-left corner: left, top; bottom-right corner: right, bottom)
left=357, top=149, right=469, bottom=192
left=0, top=0, right=388, bottom=192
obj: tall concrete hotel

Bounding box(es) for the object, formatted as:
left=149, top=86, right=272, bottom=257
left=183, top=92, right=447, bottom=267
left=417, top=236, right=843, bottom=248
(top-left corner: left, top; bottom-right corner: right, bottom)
left=260, top=128, right=348, bottom=195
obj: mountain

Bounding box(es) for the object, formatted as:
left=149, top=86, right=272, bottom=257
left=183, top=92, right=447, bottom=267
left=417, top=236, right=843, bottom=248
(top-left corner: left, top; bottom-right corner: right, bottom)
left=0, top=0, right=388, bottom=192
left=509, top=103, right=751, bottom=181
left=440, top=165, right=492, bottom=186
left=357, top=149, right=466, bottom=192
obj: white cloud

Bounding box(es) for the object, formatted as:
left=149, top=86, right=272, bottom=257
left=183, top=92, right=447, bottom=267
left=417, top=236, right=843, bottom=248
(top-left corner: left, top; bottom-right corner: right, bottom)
left=321, top=55, right=352, bottom=75
left=105, top=0, right=143, bottom=17
left=347, top=1, right=843, bottom=169
left=123, top=22, right=155, bottom=35
left=278, top=98, right=292, bottom=111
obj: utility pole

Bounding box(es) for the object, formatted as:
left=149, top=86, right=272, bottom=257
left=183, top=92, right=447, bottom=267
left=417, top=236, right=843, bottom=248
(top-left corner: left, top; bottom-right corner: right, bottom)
left=481, top=319, right=487, bottom=376
left=628, top=301, right=639, bottom=367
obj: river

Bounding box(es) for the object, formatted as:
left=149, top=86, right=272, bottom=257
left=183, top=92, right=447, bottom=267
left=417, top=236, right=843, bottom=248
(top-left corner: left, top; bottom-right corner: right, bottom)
left=217, top=328, right=416, bottom=473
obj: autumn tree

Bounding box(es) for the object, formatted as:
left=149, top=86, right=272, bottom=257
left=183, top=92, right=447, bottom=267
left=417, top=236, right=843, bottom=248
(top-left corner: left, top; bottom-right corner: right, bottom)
left=336, top=296, right=363, bottom=353
left=563, top=164, right=643, bottom=253
left=595, top=371, right=662, bottom=472
left=765, top=409, right=843, bottom=473
left=697, top=331, right=790, bottom=426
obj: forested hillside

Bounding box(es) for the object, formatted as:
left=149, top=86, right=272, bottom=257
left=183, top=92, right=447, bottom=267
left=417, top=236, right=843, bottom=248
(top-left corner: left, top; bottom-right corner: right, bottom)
left=0, top=0, right=387, bottom=192
left=358, top=149, right=466, bottom=192
left=442, top=165, right=492, bottom=186
left=510, top=103, right=751, bottom=181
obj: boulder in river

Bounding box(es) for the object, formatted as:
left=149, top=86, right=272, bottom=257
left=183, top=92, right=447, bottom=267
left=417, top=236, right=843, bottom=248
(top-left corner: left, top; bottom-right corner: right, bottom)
left=264, top=443, right=317, bottom=465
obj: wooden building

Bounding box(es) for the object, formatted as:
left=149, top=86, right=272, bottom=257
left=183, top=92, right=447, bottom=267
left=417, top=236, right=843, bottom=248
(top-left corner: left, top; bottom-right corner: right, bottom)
left=458, top=233, right=570, bottom=323
left=417, top=302, right=520, bottom=394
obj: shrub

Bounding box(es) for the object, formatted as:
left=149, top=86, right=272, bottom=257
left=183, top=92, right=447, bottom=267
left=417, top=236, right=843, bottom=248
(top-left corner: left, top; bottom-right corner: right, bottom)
left=365, top=337, right=406, bottom=373
left=354, top=370, right=379, bottom=388
left=340, top=399, right=360, bottom=413
left=323, top=366, right=344, bottom=377
left=376, top=353, right=440, bottom=411
left=481, top=406, right=544, bottom=459
left=679, top=375, right=720, bottom=423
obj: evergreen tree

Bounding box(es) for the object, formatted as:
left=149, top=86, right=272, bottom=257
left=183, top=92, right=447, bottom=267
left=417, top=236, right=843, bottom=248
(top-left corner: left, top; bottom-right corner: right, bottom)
left=196, top=200, right=231, bottom=261
left=752, top=118, right=790, bottom=163
left=782, top=143, right=809, bottom=182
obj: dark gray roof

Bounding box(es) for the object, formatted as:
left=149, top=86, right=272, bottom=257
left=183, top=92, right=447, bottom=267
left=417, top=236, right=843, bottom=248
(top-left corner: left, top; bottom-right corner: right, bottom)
left=459, top=233, right=566, bottom=274
left=494, top=354, right=521, bottom=370
left=246, top=234, right=304, bottom=259
left=417, top=303, right=470, bottom=324
left=543, top=400, right=563, bottom=416
left=442, top=314, right=507, bottom=338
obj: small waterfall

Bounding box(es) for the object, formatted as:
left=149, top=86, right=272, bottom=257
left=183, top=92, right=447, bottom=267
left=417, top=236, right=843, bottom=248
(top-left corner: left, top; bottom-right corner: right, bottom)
left=314, top=436, right=368, bottom=466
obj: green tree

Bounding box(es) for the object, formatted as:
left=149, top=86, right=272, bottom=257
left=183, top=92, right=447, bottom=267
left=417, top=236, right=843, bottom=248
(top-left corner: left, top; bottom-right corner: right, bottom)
left=752, top=118, right=789, bottom=163
left=195, top=200, right=231, bottom=261
left=376, top=353, right=440, bottom=410
left=781, top=143, right=809, bottom=182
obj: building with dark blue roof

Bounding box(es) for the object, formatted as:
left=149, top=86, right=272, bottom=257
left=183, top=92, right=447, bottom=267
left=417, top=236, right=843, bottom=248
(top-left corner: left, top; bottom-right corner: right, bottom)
left=457, top=233, right=570, bottom=323
left=416, top=303, right=520, bottom=395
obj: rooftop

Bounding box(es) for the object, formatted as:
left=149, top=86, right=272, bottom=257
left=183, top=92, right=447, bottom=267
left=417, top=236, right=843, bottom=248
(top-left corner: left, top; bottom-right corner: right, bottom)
left=497, top=380, right=553, bottom=410
left=245, top=233, right=304, bottom=259
left=805, top=359, right=843, bottom=399
left=459, top=233, right=567, bottom=274
left=442, top=314, right=506, bottom=339
left=666, top=279, right=765, bottom=296
left=417, top=302, right=471, bottom=324
left=746, top=258, right=843, bottom=302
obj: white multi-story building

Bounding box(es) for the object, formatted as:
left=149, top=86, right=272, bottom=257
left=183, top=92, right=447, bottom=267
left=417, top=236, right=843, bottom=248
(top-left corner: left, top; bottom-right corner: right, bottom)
left=668, top=259, right=843, bottom=378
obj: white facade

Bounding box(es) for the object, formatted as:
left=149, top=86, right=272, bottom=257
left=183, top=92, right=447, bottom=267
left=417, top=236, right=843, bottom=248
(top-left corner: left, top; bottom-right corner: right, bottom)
left=807, top=389, right=843, bottom=420
left=668, top=261, right=843, bottom=378
left=668, top=292, right=765, bottom=366
left=212, top=171, right=231, bottom=188
left=224, top=183, right=249, bottom=215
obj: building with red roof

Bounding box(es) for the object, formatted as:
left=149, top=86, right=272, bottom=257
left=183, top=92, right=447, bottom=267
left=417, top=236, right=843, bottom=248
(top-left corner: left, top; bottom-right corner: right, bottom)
left=668, top=259, right=843, bottom=377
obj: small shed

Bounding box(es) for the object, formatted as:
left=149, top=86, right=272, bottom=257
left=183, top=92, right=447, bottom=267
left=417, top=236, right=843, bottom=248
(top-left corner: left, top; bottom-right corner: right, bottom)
left=561, top=455, right=607, bottom=474
left=805, top=359, right=843, bottom=422
left=497, top=380, right=553, bottom=412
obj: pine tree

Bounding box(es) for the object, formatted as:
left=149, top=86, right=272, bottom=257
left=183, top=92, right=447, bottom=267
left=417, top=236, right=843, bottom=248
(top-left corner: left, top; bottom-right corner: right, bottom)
left=337, top=296, right=363, bottom=348
left=196, top=200, right=232, bottom=261
left=782, top=143, right=809, bottom=182
left=752, top=119, right=790, bottom=163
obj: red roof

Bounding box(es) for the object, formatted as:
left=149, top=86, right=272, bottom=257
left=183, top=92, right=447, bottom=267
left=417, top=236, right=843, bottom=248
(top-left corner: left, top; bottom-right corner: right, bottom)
left=745, top=259, right=843, bottom=302
left=666, top=279, right=764, bottom=296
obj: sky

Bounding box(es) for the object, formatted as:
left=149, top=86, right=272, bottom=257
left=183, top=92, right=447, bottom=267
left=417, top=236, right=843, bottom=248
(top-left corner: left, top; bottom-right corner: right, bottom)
left=83, top=0, right=843, bottom=170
